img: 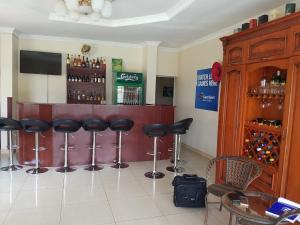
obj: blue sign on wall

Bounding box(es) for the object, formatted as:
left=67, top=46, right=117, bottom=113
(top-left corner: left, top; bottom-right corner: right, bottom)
left=195, top=68, right=219, bottom=111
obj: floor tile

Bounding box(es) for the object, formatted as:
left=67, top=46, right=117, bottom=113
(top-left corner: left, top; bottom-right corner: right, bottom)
left=4, top=207, right=60, bottom=225
left=109, top=195, right=162, bottom=222
left=60, top=201, right=115, bottom=225
left=11, top=189, right=62, bottom=210
left=116, top=216, right=170, bottom=225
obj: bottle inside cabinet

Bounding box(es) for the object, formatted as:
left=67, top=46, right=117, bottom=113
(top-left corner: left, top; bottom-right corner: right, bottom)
left=66, top=54, right=106, bottom=105
left=243, top=66, right=287, bottom=166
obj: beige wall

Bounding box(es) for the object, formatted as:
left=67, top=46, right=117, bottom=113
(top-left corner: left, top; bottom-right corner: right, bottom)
left=157, top=49, right=179, bottom=77
left=176, top=38, right=223, bottom=157
left=17, top=37, right=179, bottom=105
left=18, top=37, right=145, bottom=104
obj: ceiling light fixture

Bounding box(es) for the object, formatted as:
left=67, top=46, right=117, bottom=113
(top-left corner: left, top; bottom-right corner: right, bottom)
left=54, top=0, right=113, bottom=21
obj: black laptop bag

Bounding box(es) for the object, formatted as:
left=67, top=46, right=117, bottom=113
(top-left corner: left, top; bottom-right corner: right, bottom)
left=172, top=174, right=207, bottom=208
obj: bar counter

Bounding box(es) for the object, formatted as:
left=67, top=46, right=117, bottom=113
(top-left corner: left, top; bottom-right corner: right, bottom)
left=17, top=102, right=174, bottom=167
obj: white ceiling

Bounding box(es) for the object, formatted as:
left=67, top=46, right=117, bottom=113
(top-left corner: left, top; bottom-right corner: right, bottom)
left=0, top=0, right=287, bottom=48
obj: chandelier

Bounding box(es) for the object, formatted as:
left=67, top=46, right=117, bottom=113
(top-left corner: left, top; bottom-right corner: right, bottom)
left=54, top=0, right=113, bottom=20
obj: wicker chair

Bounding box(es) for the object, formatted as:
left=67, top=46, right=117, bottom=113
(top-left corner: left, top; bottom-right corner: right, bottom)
left=238, top=208, right=300, bottom=225
left=204, top=156, right=262, bottom=225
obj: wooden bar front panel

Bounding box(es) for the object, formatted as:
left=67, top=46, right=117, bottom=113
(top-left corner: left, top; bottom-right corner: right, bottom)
left=17, top=103, right=174, bottom=167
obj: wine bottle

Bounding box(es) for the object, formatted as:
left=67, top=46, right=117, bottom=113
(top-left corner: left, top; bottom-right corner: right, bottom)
left=81, top=56, right=86, bottom=68
left=86, top=57, right=89, bottom=68
left=275, top=70, right=281, bottom=86
left=77, top=55, right=81, bottom=67
left=92, top=59, right=96, bottom=69
left=66, top=54, right=70, bottom=67
left=97, top=74, right=101, bottom=83
left=96, top=58, right=100, bottom=69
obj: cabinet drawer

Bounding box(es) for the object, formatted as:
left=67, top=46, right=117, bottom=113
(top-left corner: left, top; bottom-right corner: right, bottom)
left=226, top=44, right=245, bottom=65
left=247, top=30, right=288, bottom=63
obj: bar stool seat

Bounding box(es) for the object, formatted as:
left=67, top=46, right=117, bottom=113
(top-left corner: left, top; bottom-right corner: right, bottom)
left=110, top=119, right=134, bottom=169
left=0, top=118, right=22, bottom=171
left=82, top=119, right=109, bottom=171
left=53, top=119, right=81, bottom=173
left=143, top=123, right=169, bottom=179
left=21, top=119, right=52, bottom=174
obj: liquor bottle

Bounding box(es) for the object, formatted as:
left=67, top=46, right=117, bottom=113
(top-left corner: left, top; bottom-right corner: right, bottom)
left=89, top=92, right=93, bottom=102
left=78, top=75, right=82, bottom=82
left=97, top=93, right=101, bottom=102
left=86, top=57, right=90, bottom=68
left=66, top=54, right=70, bottom=67
left=270, top=72, right=276, bottom=86
left=81, top=56, right=86, bottom=68
left=70, top=54, right=74, bottom=66
left=102, top=95, right=106, bottom=104
left=100, top=57, right=104, bottom=65
left=97, top=74, right=101, bottom=83
left=86, top=75, right=90, bottom=83
left=102, top=77, right=105, bottom=84
left=260, top=73, right=268, bottom=87
left=275, top=70, right=282, bottom=86
left=73, top=55, right=77, bottom=67
left=96, top=58, right=100, bottom=69
left=67, top=74, right=71, bottom=82
left=103, top=58, right=106, bottom=65
left=77, top=55, right=81, bottom=67
left=81, top=91, right=86, bottom=101
left=71, top=75, right=75, bottom=82
left=92, top=59, right=96, bottom=69
left=77, top=91, right=81, bottom=101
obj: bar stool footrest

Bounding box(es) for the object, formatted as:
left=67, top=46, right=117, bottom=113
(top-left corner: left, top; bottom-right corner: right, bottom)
left=56, top=166, right=76, bottom=173
left=111, top=162, right=129, bottom=169
left=84, top=165, right=103, bottom=171
left=1, top=165, right=23, bottom=171
left=26, top=167, right=48, bottom=174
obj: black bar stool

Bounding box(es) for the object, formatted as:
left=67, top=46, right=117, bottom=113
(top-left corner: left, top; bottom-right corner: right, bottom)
left=21, top=119, right=52, bottom=174
left=143, top=124, right=169, bottom=179
left=82, top=118, right=109, bottom=171
left=0, top=118, right=22, bottom=171
left=53, top=119, right=81, bottom=173
left=109, top=119, right=134, bottom=169
left=166, top=122, right=187, bottom=173
left=170, top=118, right=193, bottom=164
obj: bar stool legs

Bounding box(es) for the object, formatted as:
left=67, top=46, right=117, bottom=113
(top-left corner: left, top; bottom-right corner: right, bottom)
left=26, top=132, right=48, bottom=174
left=85, top=131, right=103, bottom=171
left=145, top=137, right=165, bottom=179
left=1, top=131, right=22, bottom=171
left=166, top=134, right=185, bottom=173
left=112, top=131, right=129, bottom=169
left=56, top=133, right=76, bottom=173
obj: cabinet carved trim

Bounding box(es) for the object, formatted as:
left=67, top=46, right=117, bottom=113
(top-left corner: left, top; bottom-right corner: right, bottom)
left=228, top=47, right=244, bottom=65
left=249, top=37, right=287, bottom=61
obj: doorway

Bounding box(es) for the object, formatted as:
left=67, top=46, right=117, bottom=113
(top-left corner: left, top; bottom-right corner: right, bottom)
left=155, top=76, right=174, bottom=106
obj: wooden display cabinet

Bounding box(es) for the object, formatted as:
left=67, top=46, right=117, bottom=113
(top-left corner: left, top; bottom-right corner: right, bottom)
left=66, top=66, right=106, bottom=104
left=218, top=12, right=300, bottom=202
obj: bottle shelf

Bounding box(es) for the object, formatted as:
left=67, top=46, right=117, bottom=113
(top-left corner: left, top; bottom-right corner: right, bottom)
left=244, top=122, right=282, bottom=134
left=67, top=82, right=105, bottom=86
left=247, top=93, right=285, bottom=100
left=67, top=66, right=106, bottom=73
left=67, top=99, right=105, bottom=105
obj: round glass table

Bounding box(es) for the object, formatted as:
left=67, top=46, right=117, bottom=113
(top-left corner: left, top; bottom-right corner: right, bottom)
left=221, top=191, right=278, bottom=225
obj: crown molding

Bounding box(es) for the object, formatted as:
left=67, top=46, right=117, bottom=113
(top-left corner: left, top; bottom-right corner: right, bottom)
left=179, top=25, right=235, bottom=51
left=0, top=27, right=20, bottom=37
left=18, top=34, right=144, bottom=48
left=143, top=41, right=161, bottom=47
left=49, top=0, right=195, bottom=27
left=158, top=46, right=180, bottom=53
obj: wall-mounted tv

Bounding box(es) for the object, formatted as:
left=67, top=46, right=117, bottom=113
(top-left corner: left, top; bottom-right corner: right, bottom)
left=20, top=50, right=62, bottom=75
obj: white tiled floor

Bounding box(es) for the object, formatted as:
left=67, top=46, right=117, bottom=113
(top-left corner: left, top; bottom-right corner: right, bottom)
left=0, top=148, right=230, bottom=225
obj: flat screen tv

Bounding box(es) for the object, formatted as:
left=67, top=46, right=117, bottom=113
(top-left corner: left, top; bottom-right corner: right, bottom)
left=20, top=50, right=62, bottom=75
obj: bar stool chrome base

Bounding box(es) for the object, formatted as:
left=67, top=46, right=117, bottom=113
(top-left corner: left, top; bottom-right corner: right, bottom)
left=145, top=171, right=165, bottom=179
left=166, top=166, right=185, bottom=173
left=26, top=167, right=48, bottom=174
left=85, top=165, right=103, bottom=171
left=111, top=162, right=129, bottom=169
left=56, top=166, right=76, bottom=173
left=1, top=165, right=23, bottom=171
